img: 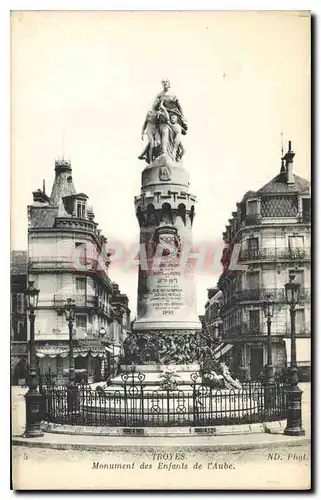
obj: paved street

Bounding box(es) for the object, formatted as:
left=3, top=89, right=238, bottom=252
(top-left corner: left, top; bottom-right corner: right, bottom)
left=12, top=443, right=310, bottom=490
left=11, top=383, right=311, bottom=490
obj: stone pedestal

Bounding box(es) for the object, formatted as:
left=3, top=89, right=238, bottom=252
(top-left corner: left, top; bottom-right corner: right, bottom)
left=129, top=154, right=201, bottom=369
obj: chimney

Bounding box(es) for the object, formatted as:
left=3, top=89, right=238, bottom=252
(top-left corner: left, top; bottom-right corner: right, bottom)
left=284, top=140, right=295, bottom=184
left=43, top=179, right=46, bottom=194
left=32, top=189, right=50, bottom=203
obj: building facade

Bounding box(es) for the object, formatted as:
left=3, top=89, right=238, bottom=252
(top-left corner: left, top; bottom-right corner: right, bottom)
left=108, top=282, right=131, bottom=376
left=11, top=251, right=28, bottom=384
left=27, top=158, right=130, bottom=384
left=203, top=287, right=223, bottom=342
left=218, top=142, right=311, bottom=381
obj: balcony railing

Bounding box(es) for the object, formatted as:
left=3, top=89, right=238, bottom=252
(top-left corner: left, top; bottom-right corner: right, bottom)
left=11, top=341, right=29, bottom=355
left=243, top=214, right=261, bottom=226
left=224, top=322, right=310, bottom=339
left=77, top=335, right=105, bottom=346
left=282, top=326, right=311, bottom=337
left=29, top=256, right=109, bottom=272
left=52, top=293, right=112, bottom=318
left=224, top=323, right=265, bottom=339
left=239, top=247, right=310, bottom=262
left=53, top=293, right=98, bottom=309
left=29, top=256, right=75, bottom=271
left=222, top=287, right=310, bottom=309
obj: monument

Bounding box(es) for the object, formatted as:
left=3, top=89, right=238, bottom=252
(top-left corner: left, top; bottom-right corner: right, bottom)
left=122, top=79, right=203, bottom=384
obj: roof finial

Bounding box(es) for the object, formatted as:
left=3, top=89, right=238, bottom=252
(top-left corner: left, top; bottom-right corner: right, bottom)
left=280, top=133, right=286, bottom=174
left=61, top=131, right=65, bottom=160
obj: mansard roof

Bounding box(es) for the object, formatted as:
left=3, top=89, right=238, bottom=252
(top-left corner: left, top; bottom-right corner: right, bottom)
left=257, top=173, right=310, bottom=195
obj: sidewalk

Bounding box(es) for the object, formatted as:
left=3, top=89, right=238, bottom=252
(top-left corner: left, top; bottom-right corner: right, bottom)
left=12, top=429, right=310, bottom=452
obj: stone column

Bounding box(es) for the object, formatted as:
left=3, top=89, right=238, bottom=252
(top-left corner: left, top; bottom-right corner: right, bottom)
left=132, top=154, right=202, bottom=372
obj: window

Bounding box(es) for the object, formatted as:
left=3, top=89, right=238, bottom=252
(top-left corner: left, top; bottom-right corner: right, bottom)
left=288, top=236, right=304, bottom=252
left=75, top=242, right=87, bottom=266
left=76, top=277, right=87, bottom=293
left=76, top=315, right=87, bottom=337
left=302, top=198, right=311, bottom=221
left=16, top=293, right=24, bottom=314
left=247, top=271, right=260, bottom=290
left=295, top=309, right=305, bottom=333
left=249, top=310, right=260, bottom=333
left=247, top=237, right=259, bottom=258
left=247, top=200, right=258, bottom=215
left=75, top=278, right=87, bottom=306
left=17, top=321, right=24, bottom=336
left=76, top=201, right=86, bottom=219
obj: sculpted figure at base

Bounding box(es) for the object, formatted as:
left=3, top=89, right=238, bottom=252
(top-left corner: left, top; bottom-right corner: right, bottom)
left=138, top=79, right=188, bottom=164
left=123, top=330, right=199, bottom=365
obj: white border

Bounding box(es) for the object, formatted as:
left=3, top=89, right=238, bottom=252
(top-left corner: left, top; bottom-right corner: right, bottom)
left=2, top=1, right=318, bottom=498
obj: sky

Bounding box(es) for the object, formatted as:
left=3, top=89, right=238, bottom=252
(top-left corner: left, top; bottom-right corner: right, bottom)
left=11, top=10, right=310, bottom=315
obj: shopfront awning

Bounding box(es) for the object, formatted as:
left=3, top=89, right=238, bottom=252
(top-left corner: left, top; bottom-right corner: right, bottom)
left=36, top=345, right=106, bottom=359
left=213, top=343, right=234, bottom=360
left=284, top=338, right=311, bottom=366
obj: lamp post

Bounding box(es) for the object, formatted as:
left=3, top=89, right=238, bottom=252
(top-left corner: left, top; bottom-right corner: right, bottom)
left=99, top=327, right=107, bottom=380
left=64, top=298, right=76, bottom=385
left=284, top=274, right=305, bottom=436
left=24, top=281, right=43, bottom=437
left=111, top=334, right=115, bottom=377
left=263, top=293, right=274, bottom=384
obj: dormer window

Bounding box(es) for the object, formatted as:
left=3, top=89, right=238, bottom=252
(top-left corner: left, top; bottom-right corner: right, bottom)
left=247, top=200, right=258, bottom=215
left=302, top=197, right=311, bottom=222
left=76, top=200, right=86, bottom=219
left=63, top=193, right=88, bottom=218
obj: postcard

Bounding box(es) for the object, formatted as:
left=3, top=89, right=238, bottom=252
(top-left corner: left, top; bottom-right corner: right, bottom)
left=11, top=10, right=311, bottom=491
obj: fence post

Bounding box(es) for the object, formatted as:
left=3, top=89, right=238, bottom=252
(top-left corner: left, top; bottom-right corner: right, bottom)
left=140, top=380, right=144, bottom=426
left=120, top=372, right=131, bottom=427
left=137, top=373, right=146, bottom=426
left=167, top=389, right=170, bottom=425
left=264, top=381, right=275, bottom=417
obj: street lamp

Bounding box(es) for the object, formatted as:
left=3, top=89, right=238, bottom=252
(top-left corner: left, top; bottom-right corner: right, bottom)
left=99, top=327, right=107, bottom=338
left=64, top=298, right=76, bottom=385
left=99, top=327, right=107, bottom=380
left=24, top=280, right=43, bottom=437
left=263, top=293, right=275, bottom=384
left=283, top=274, right=305, bottom=436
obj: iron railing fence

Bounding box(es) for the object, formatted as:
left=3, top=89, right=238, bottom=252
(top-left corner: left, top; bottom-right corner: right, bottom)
left=42, top=374, right=287, bottom=428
